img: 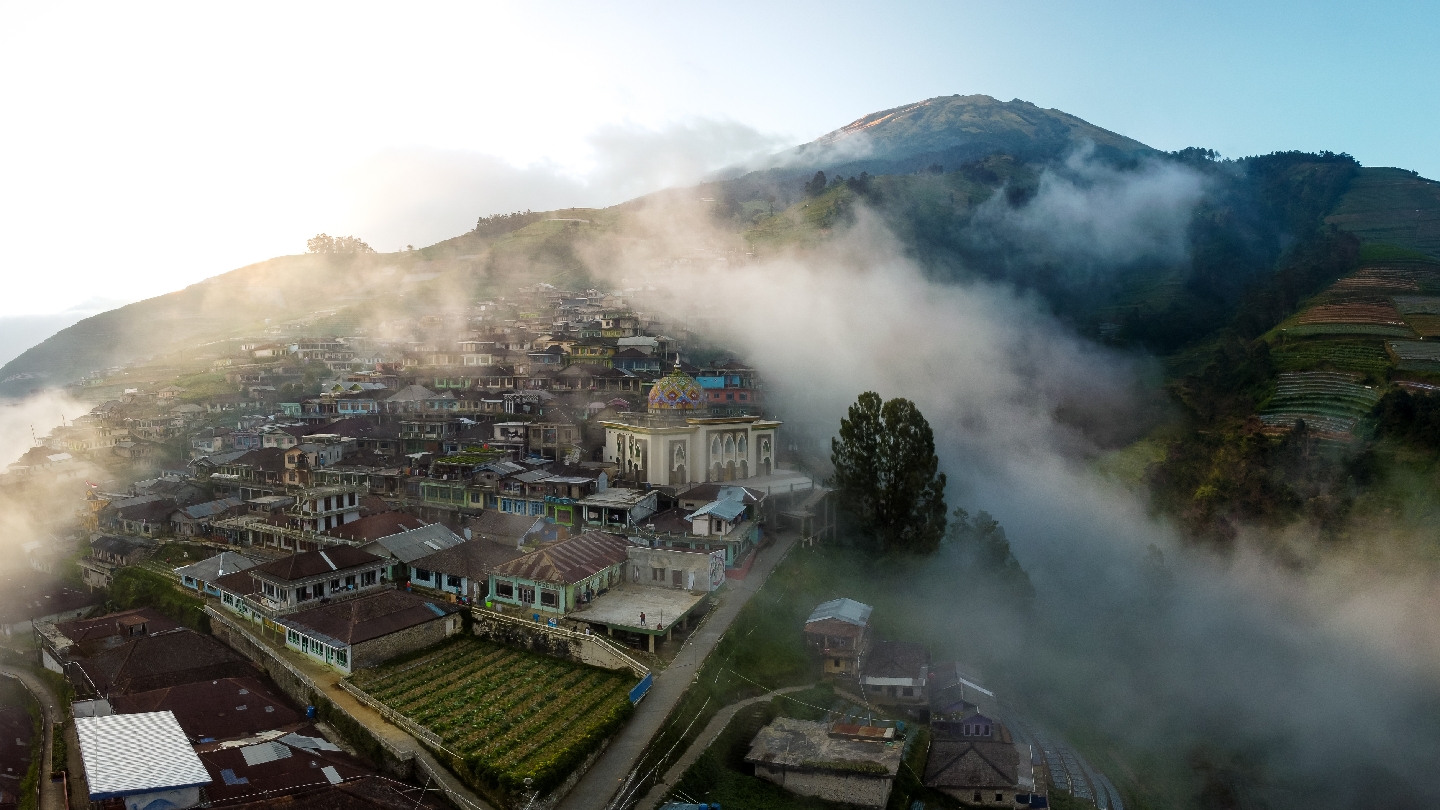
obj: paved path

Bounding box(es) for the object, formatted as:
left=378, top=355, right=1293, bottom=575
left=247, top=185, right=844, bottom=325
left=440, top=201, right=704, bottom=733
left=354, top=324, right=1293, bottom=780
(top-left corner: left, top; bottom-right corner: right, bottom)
left=0, top=665, right=66, bottom=810
left=206, top=610, right=495, bottom=810
left=557, top=531, right=799, bottom=810
left=633, top=683, right=814, bottom=810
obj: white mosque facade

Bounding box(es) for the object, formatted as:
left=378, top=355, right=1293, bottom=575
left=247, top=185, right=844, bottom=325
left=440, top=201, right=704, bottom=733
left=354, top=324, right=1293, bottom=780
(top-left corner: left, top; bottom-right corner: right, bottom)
left=599, top=366, right=781, bottom=487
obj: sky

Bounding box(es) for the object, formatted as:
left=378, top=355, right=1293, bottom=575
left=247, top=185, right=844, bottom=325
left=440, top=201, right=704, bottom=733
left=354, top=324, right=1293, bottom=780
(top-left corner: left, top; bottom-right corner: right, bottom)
left=0, top=0, right=1436, bottom=318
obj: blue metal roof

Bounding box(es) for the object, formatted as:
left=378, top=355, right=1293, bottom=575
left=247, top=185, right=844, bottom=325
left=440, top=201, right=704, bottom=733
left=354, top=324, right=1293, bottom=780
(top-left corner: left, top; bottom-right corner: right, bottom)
left=806, top=598, right=873, bottom=627
left=688, top=499, right=746, bottom=522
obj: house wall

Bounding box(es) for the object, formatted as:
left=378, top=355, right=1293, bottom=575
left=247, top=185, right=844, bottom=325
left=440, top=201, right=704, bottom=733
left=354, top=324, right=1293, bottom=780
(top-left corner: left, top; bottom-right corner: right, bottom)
left=350, top=613, right=461, bottom=669
left=752, top=764, right=893, bottom=809
left=626, top=547, right=725, bottom=592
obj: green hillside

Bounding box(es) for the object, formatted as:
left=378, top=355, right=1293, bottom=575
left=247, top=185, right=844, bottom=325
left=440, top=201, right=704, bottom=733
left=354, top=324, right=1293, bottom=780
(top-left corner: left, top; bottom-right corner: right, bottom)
left=1326, top=167, right=1440, bottom=258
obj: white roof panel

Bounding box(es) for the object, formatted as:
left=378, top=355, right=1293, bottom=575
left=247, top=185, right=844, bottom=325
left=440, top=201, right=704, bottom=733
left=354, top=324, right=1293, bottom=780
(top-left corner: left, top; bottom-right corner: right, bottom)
left=75, top=711, right=212, bottom=799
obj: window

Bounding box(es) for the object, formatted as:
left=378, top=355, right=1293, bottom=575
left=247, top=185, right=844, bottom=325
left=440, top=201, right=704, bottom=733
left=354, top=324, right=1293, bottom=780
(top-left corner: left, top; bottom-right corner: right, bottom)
left=361, top=571, right=376, bottom=586
left=297, top=586, right=311, bottom=601
left=652, top=567, right=664, bottom=581
left=287, top=629, right=301, bottom=645
left=903, top=687, right=914, bottom=697
left=973, top=793, right=981, bottom=803
left=223, top=593, right=233, bottom=605
left=447, top=575, right=462, bottom=589
left=496, top=580, right=514, bottom=599
left=540, top=589, right=558, bottom=607
left=414, top=568, right=432, bottom=582
left=519, top=586, right=535, bottom=604
left=996, top=794, right=1004, bottom=803
left=336, top=649, right=347, bottom=666
left=330, top=579, right=341, bottom=591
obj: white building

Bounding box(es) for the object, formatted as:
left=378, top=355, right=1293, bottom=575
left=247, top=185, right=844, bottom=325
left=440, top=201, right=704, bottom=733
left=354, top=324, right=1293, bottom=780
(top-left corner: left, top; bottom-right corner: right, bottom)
left=600, top=366, right=780, bottom=487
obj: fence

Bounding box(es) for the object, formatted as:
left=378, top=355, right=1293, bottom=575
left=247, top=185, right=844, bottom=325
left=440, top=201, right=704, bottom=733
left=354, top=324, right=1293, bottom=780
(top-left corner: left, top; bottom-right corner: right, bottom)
left=335, top=680, right=456, bottom=757
left=628, top=672, right=654, bottom=705
left=471, top=608, right=651, bottom=679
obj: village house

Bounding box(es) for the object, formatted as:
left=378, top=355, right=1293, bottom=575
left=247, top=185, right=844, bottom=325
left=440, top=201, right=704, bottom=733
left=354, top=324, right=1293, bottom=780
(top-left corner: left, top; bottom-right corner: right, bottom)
left=37, top=607, right=177, bottom=674
left=487, top=530, right=630, bottom=617
left=577, top=487, right=659, bottom=530
left=174, top=551, right=259, bottom=597
left=860, top=641, right=931, bottom=708
left=78, top=535, right=155, bottom=590
left=408, top=539, right=527, bottom=602
left=744, top=718, right=904, bottom=808
left=239, top=547, right=388, bottom=613
left=923, top=715, right=1040, bottom=807
left=804, top=598, right=873, bottom=678
left=277, top=589, right=463, bottom=673
left=359, top=523, right=467, bottom=582
left=168, top=496, right=245, bottom=537
left=75, top=711, right=213, bottom=810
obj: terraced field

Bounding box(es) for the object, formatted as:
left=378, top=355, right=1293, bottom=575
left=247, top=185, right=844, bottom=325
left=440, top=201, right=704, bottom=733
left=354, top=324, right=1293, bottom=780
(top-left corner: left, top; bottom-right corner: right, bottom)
left=347, top=638, right=634, bottom=795
left=1258, top=371, right=1382, bottom=437
left=1271, top=338, right=1392, bottom=376
left=1387, top=340, right=1440, bottom=371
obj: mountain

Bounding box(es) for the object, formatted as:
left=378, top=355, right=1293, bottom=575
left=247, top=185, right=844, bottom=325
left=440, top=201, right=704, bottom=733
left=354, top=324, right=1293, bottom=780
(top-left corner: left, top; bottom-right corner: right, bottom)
left=6, top=94, right=1440, bottom=399
left=748, top=94, right=1156, bottom=179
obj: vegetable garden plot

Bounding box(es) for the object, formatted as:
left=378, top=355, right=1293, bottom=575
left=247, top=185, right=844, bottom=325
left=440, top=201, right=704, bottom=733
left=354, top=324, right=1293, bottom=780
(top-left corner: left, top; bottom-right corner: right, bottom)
left=1399, top=313, right=1440, bottom=337
left=1258, top=371, right=1382, bottom=435
left=1393, top=296, right=1440, bottom=315
left=1285, top=323, right=1416, bottom=338
left=1296, top=302, right=1408, bottom=326
left=1387, top=340, right=1440, bottom=371
left=1329, top=268, right=1421, bottom=295
left=1271, top=339, right=1392, bottom=375
left=347, top=637, right=635, bottom=797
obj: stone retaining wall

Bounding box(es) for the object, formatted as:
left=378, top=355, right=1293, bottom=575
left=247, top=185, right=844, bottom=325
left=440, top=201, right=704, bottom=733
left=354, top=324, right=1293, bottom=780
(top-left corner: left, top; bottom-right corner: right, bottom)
left=471, top=609, right=649, bottom=678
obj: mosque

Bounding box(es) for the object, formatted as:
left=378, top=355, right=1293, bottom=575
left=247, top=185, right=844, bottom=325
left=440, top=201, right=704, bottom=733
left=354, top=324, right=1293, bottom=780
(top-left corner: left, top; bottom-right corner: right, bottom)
left=599, top=365, right=781, bottom=487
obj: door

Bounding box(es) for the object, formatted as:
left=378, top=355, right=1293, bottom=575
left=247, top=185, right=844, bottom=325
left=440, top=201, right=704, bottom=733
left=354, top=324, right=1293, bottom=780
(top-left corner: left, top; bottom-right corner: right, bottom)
left=672, top=569, right=683, bottom=588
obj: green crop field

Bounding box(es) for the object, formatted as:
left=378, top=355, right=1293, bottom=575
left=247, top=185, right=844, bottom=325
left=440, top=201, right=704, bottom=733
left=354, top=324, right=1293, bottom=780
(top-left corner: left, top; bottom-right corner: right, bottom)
left=347, top=638, right=635, bottom=798
left=1271, top=337, right=1393, bottom=376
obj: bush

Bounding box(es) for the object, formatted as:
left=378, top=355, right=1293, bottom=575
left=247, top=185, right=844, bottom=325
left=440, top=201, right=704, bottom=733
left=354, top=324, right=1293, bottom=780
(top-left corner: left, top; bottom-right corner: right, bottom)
left=106, top=568, right=211, bottom=632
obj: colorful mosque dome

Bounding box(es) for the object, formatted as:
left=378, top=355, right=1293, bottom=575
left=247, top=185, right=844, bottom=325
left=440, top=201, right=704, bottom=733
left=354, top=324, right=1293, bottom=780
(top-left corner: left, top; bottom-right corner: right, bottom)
left=648, top=366, right=707, bottom=413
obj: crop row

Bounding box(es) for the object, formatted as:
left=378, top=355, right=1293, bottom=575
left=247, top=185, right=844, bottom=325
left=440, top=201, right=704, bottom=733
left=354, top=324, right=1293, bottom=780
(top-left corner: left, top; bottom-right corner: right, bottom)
left=1271, top=340, right=1391, bottom=374
left=1393, top=296, right=1440, bottom=315
left=1296, top=303, right=1407, bottom=326
left=1285, top=323, right=1416, bottom=338
left=1258, top=413, right=1360, bottom=434
left=1387, top=340, right=1440, bottom=361
left=1400, top=314, right=1440, bottom=337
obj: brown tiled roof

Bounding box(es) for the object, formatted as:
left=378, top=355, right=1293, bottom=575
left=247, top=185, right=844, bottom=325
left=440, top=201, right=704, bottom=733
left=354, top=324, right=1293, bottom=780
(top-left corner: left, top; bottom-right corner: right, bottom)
left=55, top=608, right=178, bottom=645
left=75, top=628, right=257, bottom=696
left=234, top=447, right=287, bottom=470
left=195, top=728, right=373, bottom=804
left=491, top=531, right=630, bottom=585
left=923, top=737, right=1020, bottom=790
left=803, top=618, right=866, bottom=639
left=212, top=569, right=259, bottom=597
left=283, top=590, right=459, bottom=645
left=411, top=540, right=526, bottom=581
left=863, top=641, right=930, bottom=679
left=111, top=676, right=302, bottom=742
left=253, top=547, right=385, bottom=583
left=115, top=499, right=178, bottom=522
left=323, top=512, right=427, bottom=543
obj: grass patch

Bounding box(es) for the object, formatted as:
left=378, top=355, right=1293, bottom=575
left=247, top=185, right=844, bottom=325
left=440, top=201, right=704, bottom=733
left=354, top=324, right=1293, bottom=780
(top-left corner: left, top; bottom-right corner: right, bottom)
left=105, top=567, right=211, bottom=632
left=347, top=637, right=634, bottom=799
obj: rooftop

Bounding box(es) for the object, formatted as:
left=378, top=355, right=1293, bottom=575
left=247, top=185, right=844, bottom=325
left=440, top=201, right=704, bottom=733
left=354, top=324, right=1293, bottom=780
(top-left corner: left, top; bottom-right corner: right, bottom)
left=571, top=585, right=707, bottom=634
left=744, top=717, right=903, bottom=775
left=283, top=590, right=460, bottom=646
left=492, top=531, right=631, bottom=585
left=577, top=488, right=651, bottom=508
left=361, top=523, right=465, bottom=564
left=806, top=598, right=873, bottom=629
left=411, top=540, right=526, bottom=581
left=75, top=710, right=213, bottom=799
left=174, top=551, right=260, bottom=583
left=111, top=676, right=303, bottom=743
left=323, top=512, right=427, bottom=543
left=252, top=547, right=386, bottom=583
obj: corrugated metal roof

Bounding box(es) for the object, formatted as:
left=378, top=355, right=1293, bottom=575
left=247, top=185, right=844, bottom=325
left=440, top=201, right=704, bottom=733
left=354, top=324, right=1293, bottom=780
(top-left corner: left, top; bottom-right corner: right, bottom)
left=76, top=711, right=212, bottom=798
left=688, top=499, right=746, bottom=522
left=492, top=531, right=631, bottom=585
left=806, top=598, right=872, bottom=628
left=174, top=552, right=259, bottom=583
left=368, top=523, right=465, bottom=564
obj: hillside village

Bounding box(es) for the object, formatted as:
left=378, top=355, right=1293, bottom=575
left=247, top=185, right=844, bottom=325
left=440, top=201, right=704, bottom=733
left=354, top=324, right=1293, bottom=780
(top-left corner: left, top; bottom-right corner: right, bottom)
left=0, top=274, right=1125, bottom=810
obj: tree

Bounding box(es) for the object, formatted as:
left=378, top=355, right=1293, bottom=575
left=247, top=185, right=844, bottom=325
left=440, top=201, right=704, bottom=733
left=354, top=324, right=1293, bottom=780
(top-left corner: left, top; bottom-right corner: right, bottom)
left=804, top=171, right=827, bottom=196
left=306, top=233, right=375, bottom=254
left=830, top=392, right=948, bottom=553
left=946, top=507, right=1035, bottom=608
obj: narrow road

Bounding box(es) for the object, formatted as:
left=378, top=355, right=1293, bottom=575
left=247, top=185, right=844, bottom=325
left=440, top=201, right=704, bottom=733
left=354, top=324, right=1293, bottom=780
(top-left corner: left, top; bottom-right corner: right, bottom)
left=0, top=665, right=66, bottom=810
left=557, top=531, right=799, bottom=810
left=632, top=683, right=814, bottom=810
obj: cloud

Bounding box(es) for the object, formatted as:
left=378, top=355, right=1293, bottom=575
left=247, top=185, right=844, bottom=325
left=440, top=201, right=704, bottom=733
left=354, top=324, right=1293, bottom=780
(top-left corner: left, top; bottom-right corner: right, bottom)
left=971, top=145, right=1208, bottom=268
left=590, top=205, right=1440, bottom=805
left=338, top=118, right=787, bottom=251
